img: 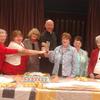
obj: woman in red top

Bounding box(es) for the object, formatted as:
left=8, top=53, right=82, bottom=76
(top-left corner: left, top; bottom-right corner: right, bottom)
left=88, top=35, right=100, bottom=79
left=0, top=29, right=19, bottom=72
left=3, top=30, right=45, bottom=75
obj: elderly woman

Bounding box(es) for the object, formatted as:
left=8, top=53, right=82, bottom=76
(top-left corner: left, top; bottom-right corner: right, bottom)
left=73, top=36, right=88, bottom=76
left=48, top=32, right=78, bottom=77
left=23, top=28, right=40, bottom=72
left=88, top=35, right=100, bottom=79
left=0, top=29, right=19, bottom=72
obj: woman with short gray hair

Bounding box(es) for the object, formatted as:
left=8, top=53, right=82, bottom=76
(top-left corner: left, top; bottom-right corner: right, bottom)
left=88, top=35, right=100, bottom=79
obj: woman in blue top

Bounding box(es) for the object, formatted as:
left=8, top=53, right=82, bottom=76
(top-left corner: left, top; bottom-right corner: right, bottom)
left=73, top=36, right=88, bottom=77
left=48, top=32, right=78, bottom=78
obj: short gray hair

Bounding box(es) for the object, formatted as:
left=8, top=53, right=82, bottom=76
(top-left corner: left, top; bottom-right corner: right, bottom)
left=45, top=19, right=54, bottom=24
left=96, top=35, right=100, bottom=43
left=0, top=29, right=7, bottom=34
left=28, top=28, right=40, bottom=39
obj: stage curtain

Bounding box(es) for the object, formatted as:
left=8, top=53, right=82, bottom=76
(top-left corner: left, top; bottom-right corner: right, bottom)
left=86, top=0, right=100, bottom=54
left=0, top=0, right=44, bottom=43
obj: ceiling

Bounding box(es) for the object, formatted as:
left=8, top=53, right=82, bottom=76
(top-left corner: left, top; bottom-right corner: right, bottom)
left=44, top=0, right=89, bottom=14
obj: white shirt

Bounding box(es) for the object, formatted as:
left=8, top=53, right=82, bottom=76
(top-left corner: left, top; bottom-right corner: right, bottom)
left=5, top=41, right=24, bottom=66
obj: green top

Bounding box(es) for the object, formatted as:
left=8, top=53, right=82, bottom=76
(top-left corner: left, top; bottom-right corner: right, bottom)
left=76, top=49, right=88, bottom=77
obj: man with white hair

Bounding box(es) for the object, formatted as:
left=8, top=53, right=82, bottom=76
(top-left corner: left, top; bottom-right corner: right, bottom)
left=40, top=19, right=57, bottom=74
left=40, top=19, right=57, bottom=50
left=88, top=35, right=100, bottom=79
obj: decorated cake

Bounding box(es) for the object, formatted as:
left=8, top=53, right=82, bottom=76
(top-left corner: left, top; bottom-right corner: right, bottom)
left=23, top=72, right=50, bottom=83
left=0, top=76, right=16, bottom=88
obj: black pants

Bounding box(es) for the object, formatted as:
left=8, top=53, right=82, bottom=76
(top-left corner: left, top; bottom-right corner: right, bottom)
left=39, top=58, right=54, bottom=75
left=58, top=64, right=62, bottom=77
left=58, top=64, right=67, bottom=78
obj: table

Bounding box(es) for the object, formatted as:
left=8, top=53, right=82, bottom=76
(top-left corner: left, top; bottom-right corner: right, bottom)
left=0, top=76, right=100, bottom=100
left=36, top=88, right=100, bottom=100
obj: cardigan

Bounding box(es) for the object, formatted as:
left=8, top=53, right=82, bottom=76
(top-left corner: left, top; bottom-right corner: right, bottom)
left=49, top=45, right=79, bottom=77
left=88, top=48, right=99, bottom=75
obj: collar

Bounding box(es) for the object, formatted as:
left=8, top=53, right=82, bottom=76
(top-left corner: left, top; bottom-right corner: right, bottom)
left=59, top=45, right=71, bottom=53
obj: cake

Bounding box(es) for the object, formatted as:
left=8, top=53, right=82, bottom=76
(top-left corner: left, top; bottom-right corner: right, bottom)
left=0, top=76, right=16, bottom=88
left=23, top=72, right=50, bottom=83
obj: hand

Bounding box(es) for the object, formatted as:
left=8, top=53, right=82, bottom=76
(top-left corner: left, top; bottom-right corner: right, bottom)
left=41, top=42, right=46, bottom=47
left=38, top=50, right=46, bottom=55
left=17, top=49, right=26, bottom=55
left=66, top=76, right=73, bottom=79
left=41, top=42, right=49, bottom=52
left=89, top=73, right=95, bottom=79
left=44, top=50, right=50, bottom=57
left=51, top=74, right=58, bottom=79
left=51, top=75, right=59, bottom=82
left=41, top=46, right=46, bottom=51
left=95, top=74, right=100, bottom=79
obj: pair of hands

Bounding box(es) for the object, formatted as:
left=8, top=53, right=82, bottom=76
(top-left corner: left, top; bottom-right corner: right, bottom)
left=41, top=41, right=51, bottom=57
left=38, top=50, right=47, bottom=55
left=41, top=46, right=49, bottom=57
left=51, top=75, right=73, bottom=80
left=89, top=73, right=100, bottom=79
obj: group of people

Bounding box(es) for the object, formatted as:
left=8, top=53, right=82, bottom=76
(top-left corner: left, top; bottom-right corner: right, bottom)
left=0, top=29, right=45, bottom=75
left=47, top=33, right=88, bottom=78
left=0, top=19, right=100, bottom=79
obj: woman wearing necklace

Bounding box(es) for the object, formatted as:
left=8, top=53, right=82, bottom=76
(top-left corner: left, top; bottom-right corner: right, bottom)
left=48, top=32, right=78, bottom=78
left=23, top=28, right=41, bottom=72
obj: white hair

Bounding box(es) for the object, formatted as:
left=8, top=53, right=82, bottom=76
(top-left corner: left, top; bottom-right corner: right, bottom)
left=95, top=35, right=100, bottom=45
left=45, top=19, right=54, bottom=24
left=0, top=29, right=7, bottom=34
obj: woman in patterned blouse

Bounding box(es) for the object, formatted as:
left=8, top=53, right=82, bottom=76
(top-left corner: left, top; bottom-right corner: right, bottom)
left=48, top=32, right=78, bottom=78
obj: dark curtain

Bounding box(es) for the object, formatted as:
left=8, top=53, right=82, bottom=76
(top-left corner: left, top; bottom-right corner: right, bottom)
left=45, top=12, right=87, bottom=46
left=0, top=0, right=44, bottom=43
left=86, top=0, right=100, bottom=54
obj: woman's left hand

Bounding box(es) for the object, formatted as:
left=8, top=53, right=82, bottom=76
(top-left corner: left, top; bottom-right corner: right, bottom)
left=95, top=74, right=100, bottom=79
left=38, top=51, right=47, bottom=55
